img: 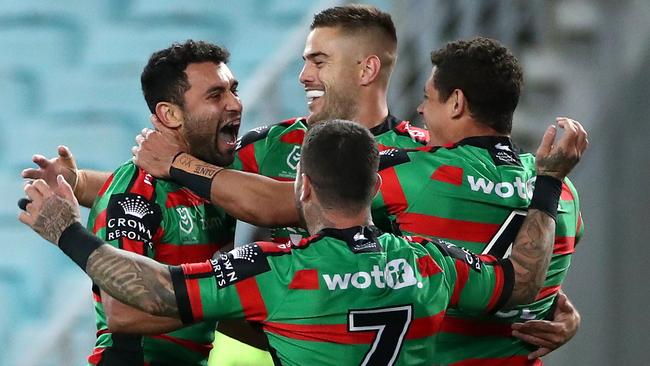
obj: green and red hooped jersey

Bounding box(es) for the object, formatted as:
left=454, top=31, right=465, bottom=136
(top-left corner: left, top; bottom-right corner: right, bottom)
left=85, top=161, right=236, bottom=366
left=170, top=226, right=514, bottom=366
left=373, top=136, right=584, bottom=365
left=232, top=115, right=429, bottom=244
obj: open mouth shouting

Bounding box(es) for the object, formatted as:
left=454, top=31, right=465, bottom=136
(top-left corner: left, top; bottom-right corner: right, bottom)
left=218, top=118, right=241, bottom=150
left=306, top=89, right=325, bottom=108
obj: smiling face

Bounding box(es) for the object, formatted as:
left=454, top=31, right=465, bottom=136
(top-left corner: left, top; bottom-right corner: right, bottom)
left=180, top=62, right=242, bottom=166
left=299, top=26, right=361, bottom=125
left=417, top=67, right=457, bottom=146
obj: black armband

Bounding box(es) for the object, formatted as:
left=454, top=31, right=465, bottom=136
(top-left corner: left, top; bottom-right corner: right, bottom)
left=58, top=222, right=105, bottom=271
left=529, top=175, right=563, bottom=219
left=169, top=152, right=221, bottom=201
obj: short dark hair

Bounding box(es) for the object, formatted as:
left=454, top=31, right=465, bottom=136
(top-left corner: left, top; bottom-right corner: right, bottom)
left=311, top=4, right=396, bottom=44
left=430, top=37, right=523, bottom=134
left=141, top=40, right=230, bottom=113
left=301, top=120, right=379, bottom=212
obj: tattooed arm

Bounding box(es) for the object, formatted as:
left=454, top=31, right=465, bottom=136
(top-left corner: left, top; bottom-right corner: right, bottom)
left=87, top=245, right=180, bottom=318
left=19, top=176, right=183, bottom=319
left=504, top=118, right=588, bottom=308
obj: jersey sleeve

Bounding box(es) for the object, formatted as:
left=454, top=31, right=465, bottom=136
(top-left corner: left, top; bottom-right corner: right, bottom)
left=170, top=242, right=289, bottom=324
left=87, top=162, right=163, bottom=257
left=427, top=238, right=514, bottom=314
left=232, top=125, right=272, bottom=173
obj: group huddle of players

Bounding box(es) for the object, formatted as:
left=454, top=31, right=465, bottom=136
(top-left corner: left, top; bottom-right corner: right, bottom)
left=18, top=4, right=587, bottom=366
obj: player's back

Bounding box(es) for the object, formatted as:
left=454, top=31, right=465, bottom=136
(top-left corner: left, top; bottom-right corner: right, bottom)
left=373, top=136, right=583, bottom=365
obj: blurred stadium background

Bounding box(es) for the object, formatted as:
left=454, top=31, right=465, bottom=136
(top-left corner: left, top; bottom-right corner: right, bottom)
left=1, top=0, right=649, bottom=365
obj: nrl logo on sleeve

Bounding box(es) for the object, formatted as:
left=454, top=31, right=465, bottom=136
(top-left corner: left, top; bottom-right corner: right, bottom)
left=286, top=145, right=301, bottom=170
left=105, top=193, right=162, bottom=247
left=210, top=243, right=271, bottom=288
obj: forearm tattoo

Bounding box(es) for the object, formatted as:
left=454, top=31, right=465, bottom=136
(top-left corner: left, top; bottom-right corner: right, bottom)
left=86, top=246, right=180, bottom=318
left=34, top=195, right=80, bottom=244
left=506, top=210, right=556, bottom=308
left=173, top=153, right=222, bottom=179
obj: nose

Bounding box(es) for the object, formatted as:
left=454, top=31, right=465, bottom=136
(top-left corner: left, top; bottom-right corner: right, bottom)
left=416, top=102, right=424, bottom=115
left=226, top=91, right=242, bottom=112
left=299, top=62, right=314, bottom=85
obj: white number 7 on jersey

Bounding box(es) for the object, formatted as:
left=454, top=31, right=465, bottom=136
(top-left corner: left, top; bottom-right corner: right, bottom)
left=348, top=305, right=413, bottom=366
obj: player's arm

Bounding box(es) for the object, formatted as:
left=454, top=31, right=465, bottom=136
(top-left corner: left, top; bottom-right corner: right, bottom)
left=21, top=145, right=110, bottom=207
left=132, top=124, right=299, bottom=227
left=102, top=290, right=185, bottom=334
left=505, top=118, right=587, bottom=307
left=19, top=177, right=183, bottom=318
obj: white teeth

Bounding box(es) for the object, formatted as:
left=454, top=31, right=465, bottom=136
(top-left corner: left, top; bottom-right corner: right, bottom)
left=306, top=90, right=325, bottom=99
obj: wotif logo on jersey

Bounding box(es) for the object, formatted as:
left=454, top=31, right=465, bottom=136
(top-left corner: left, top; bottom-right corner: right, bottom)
left=467, top=175, right=536, bottom=199
left=322, top=259, right=418, bottom=290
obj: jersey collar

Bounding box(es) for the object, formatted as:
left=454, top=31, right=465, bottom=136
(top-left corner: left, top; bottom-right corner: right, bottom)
left=318, top=226, right=383, bottom=253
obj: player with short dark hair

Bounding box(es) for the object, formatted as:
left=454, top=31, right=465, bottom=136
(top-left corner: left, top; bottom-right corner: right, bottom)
left=83, top=40, right=239, bottom=366
left=20, top=118, right=586, bottom=366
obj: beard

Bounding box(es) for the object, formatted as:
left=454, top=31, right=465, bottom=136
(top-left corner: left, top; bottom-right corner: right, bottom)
left=308, top=85, right=360, bottom=125
left=182, top=113, right=234, bottom=167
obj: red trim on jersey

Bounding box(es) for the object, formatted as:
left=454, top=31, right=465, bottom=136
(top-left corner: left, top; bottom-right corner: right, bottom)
left=92, top=209, right=107, bottom=234
left=96, top=174, right=114, bottom=198
left=576, top=212, right=583, bottom=235
left=93, top=291, right=102, bottom=303
left=149, top=334, right=212, bottom=356
left=235, top=277, right=268, bottom=322
left=263, top=312, right=446, bottom=344
left=450, top=261, right=470, bottom=307
left=553, top=236, right=575, bottom=255
left=279, top=129, right=306, bottom=145
left=269, top=176, right=295, bottom=182
left=440, top=316, right=512, bottom=337
left=129, top=169, right=156, bottom=199
left=186, top=278, right=204, bottom=321
left=237, top=144, right=259, bottom=173
left=449, top=355, right=542, bottom=366
left=485, top=262, right=505, bottom=312
left=165, top=188, right=207, bottom=208
left=431, top=165, right=464, bottom=186
left=405, top=311, right=446, bottom=339
left=535, top=285, right=561, bottom=301
left=398, top=213, right=499, bottom=243
left=380, top=167, right=408, bottom=215
left=256, top=241, right=293, bottom=253
left=155, top=243, right=225, bottom=265
left=121, top=239, right=145, bottom=255
left=181, top=261, right=213, bottom=275
left=288, top=269, right=320, bottom=290
left=87, top=347, right=106, bottom=365
left=395, top=120, right=430, bottom=144
left=417, top=255, right=442, bottom=277
left=560, top=183, right=574, bottom=201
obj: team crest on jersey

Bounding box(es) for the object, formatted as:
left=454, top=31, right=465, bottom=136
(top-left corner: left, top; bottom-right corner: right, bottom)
left=105, top=193, right=162, bottom=247
left=210, top=243, right=271, bottom=288
left=176, top=207, right=194, bottom=234
left=489, top=142, right=521, bottom=166
left=286, top=145, right=301, bottom=170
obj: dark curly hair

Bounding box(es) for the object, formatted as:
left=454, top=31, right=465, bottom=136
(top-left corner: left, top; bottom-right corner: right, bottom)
left=430, top=37, right=523, bottom=134
left=141, top=40, right=230, bottom=113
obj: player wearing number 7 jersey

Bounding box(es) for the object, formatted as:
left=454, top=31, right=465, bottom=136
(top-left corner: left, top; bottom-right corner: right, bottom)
left=21, top=119, right=587, bottom=366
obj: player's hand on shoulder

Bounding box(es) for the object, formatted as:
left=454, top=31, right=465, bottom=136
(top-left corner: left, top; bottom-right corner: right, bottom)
left=18, top=175, right=81, bottom=245
left=132, top=114, right=189, bottom=179
left=535, top=117, right=588, bottom=180
left=22, top=145, right=79, bottom=191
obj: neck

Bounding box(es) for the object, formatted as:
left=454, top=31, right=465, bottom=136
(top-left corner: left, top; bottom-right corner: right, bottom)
left=306, top=206, right=374, bottom=235
left=353, top=88, right=389, bottom=130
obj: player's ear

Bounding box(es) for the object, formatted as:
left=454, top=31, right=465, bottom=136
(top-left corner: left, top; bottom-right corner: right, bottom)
left=360, top=55, right=381, bottom=86
left=449, top=89, right=467, bottom=119
left=372, top=173, right=382, bottom=199
left=300, top=174, right=312, bottom=202
left=154, top=102, right=184, bottom=129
